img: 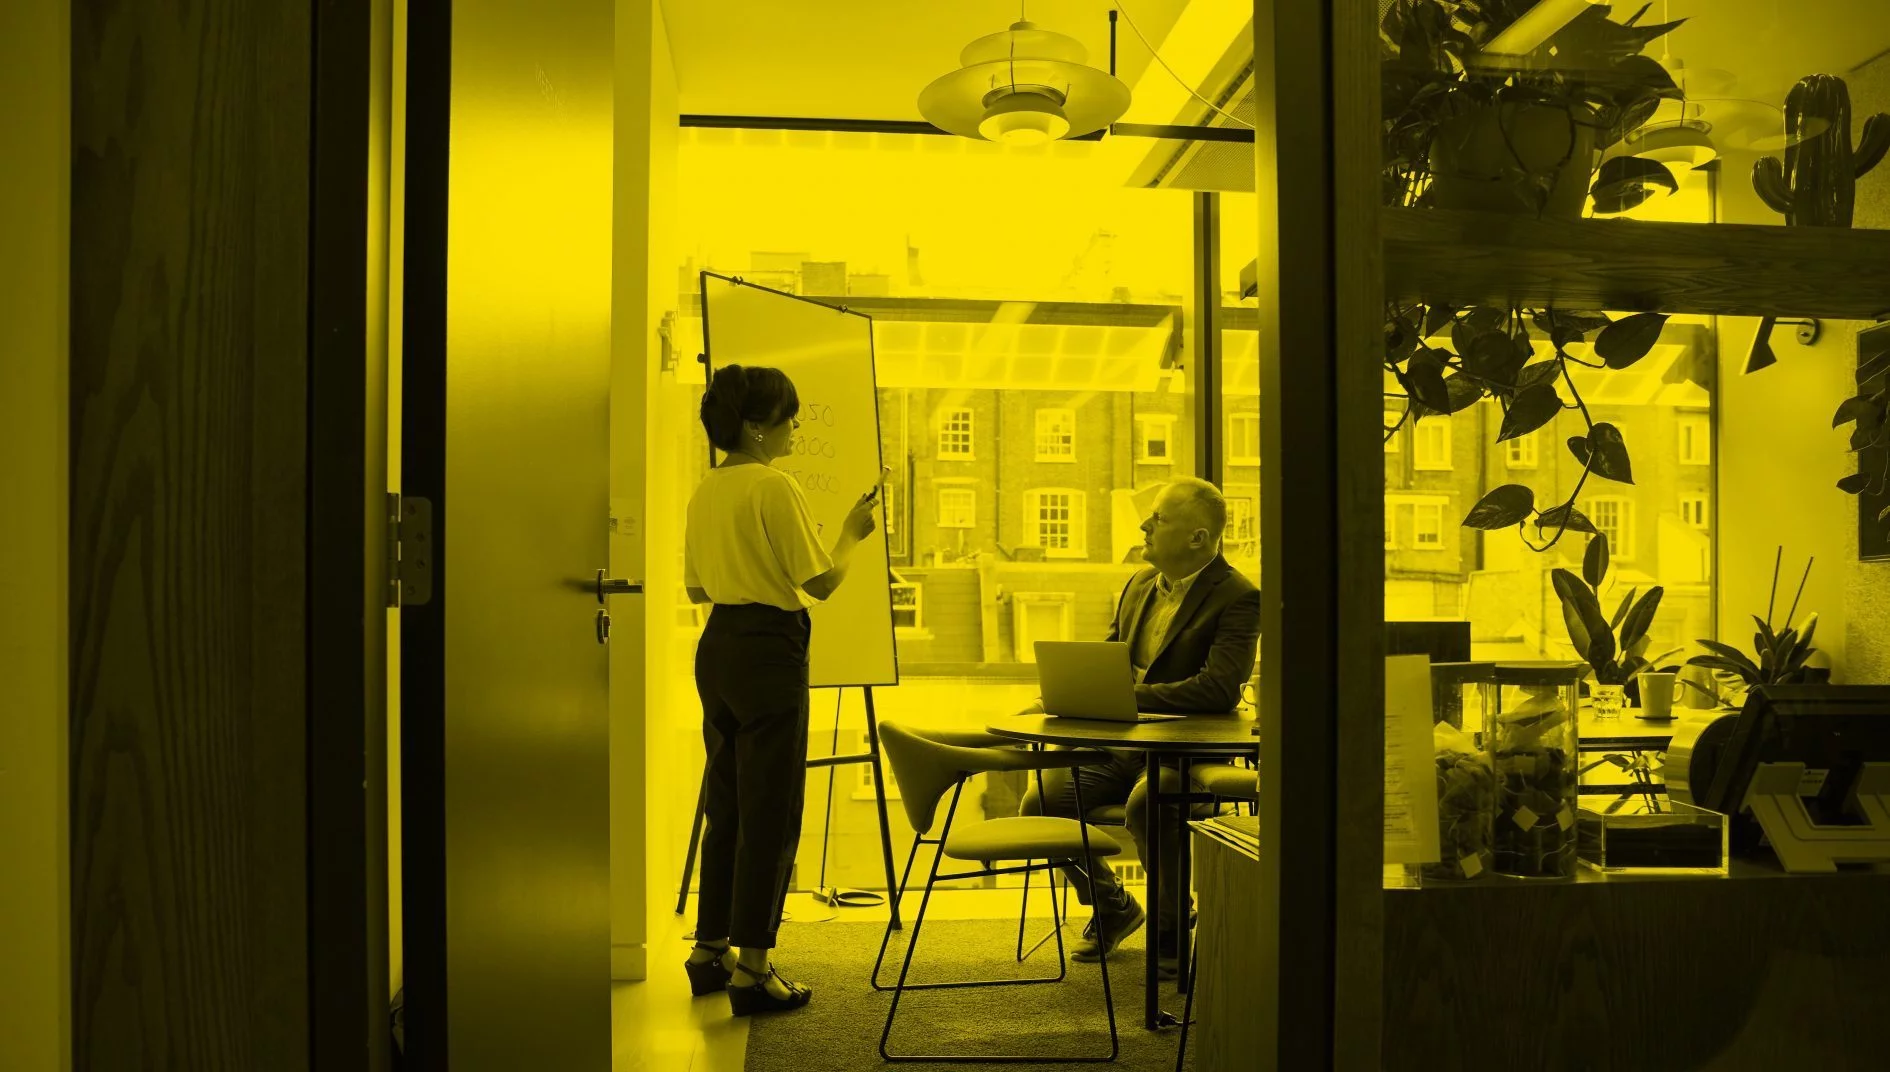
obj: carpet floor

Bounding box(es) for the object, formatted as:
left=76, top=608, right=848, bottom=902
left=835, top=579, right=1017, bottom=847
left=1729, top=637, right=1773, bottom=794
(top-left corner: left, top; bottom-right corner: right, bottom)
left=742, top=917, right=1195, bottom=1071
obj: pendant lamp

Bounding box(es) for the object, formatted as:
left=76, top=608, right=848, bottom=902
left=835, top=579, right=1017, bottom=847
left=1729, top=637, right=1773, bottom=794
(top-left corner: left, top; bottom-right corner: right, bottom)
left=918, top=15, right=1130, bottom=145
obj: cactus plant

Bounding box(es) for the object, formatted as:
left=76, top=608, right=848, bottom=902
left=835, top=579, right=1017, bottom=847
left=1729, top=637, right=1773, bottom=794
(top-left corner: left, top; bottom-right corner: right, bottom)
left=1752, top=74, right=1890, bottom=227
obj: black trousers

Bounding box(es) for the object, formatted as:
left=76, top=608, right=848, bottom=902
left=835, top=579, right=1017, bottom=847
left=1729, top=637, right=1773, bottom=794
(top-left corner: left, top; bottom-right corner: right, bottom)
left=693, top=603, right=812, bottom=950
left=1022, top=750, right=1220, bottom=941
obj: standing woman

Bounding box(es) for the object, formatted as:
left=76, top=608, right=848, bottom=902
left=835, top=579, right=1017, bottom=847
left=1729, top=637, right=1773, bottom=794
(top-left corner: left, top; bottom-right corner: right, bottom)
left=680, top=363, right=881, bottom=1015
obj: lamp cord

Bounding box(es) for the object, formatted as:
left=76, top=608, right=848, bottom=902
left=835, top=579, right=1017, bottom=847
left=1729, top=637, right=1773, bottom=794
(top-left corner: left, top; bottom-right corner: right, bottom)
left=1115, top=1, right=1257, bottom=130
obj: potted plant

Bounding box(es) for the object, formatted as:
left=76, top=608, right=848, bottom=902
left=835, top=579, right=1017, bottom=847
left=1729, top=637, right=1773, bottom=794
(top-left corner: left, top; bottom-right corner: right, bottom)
left=1549, top=532, right=1676, bottom=717
left=1687, top=549, right=1822, bottom=704
left=1381, top=0, right=1686, bottom=216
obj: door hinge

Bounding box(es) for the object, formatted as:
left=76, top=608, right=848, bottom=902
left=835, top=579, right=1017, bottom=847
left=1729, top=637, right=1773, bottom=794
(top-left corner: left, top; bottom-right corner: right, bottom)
left=386, top=492, right=434, bottom=608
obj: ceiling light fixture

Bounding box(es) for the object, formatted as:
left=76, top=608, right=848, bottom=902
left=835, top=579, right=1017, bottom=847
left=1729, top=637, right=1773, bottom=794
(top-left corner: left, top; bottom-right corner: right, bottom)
left=919, top=9, right=1130, bottom=146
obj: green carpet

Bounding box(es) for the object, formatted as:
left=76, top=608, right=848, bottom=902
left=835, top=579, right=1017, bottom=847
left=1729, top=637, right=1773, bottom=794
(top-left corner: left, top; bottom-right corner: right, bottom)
left=742, top=917, right=1195, bottom=1071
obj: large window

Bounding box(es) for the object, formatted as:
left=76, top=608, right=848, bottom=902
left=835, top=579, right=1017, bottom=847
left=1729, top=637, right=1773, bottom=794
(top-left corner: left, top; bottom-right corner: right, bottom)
left=1678, top=412, right=1711, bottom=465
left=1034, top=408, right=1076, bottom=461
left=1506, top=432, right=1538, bottom=469
left=1587, top=496, right=1635, bottom=558
left=1414, top=421, right=1452, bottom=470
left=1228, top=413, right=1261, bottom=465
left=665, top=126, right=1197, bottom=897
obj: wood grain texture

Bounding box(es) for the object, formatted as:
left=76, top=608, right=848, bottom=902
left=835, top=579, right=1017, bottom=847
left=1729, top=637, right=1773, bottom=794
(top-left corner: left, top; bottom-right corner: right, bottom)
left=1191, top=827, right=1265, bottom=1072
left=1382, top=868, right=1890, bottom=1071
left=70, top=0, right=312, bottom=1068
left=1384, top=207, right=1890, bottom=320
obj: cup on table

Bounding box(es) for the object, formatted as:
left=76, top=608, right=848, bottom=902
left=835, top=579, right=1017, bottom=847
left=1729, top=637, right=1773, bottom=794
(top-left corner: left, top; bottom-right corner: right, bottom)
left=1636, top=671, right=1681, bottom=721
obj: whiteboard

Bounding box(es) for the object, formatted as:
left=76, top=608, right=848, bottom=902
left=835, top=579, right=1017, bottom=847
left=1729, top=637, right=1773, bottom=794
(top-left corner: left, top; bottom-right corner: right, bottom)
left=701, top=273, right=898, bottom=688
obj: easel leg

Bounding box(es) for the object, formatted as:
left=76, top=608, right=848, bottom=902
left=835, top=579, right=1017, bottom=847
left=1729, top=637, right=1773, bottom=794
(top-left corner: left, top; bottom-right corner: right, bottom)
left=675, top=771, right=707, bottom=916
left=863, top=687, right=904, bottom=931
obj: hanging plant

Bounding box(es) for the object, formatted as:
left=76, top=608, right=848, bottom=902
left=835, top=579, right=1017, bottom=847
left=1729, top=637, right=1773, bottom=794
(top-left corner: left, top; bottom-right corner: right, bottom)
left=1385, top=301, right=1671, bottom=548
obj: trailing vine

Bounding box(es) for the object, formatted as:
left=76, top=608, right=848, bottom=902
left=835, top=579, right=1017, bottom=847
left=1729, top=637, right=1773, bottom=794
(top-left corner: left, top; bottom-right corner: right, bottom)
left=1383, top=301, right=1671, bottom=556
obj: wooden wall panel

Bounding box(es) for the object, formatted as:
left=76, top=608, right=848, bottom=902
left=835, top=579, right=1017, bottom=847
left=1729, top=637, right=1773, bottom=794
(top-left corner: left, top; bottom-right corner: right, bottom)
left=70, top=1, right=313, bottom=1067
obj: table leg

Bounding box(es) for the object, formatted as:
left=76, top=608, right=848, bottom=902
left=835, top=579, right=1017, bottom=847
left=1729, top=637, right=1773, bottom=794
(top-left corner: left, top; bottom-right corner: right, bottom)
left=1177, top=756, right=1193, bottom=996
left=1143, top=750, right=1161, bottom=1029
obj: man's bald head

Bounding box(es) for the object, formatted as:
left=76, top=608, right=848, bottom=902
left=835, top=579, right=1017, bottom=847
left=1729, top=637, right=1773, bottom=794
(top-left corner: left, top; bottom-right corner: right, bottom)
left=1141, top=477, right=1228, bottom=578
left=1163, top=476, right=1227, bottom=543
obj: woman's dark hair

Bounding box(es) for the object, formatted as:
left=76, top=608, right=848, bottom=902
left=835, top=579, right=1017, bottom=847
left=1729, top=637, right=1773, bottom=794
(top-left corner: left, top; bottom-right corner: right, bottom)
left=700, top=364, right=800, bottom=452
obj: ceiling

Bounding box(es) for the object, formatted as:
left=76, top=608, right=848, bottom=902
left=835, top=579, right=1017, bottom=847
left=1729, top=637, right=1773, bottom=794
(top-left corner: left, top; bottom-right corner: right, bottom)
left=663, top=0, right=1190, bottom=120
left=1655, top=0, right=1890, bottom=101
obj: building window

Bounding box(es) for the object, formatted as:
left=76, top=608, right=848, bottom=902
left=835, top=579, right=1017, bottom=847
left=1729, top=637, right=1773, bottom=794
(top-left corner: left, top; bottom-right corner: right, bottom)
left=1227, top=497, right=1257, bottom=545
left=1678, top=413, right=1710, bottom=465
left=1384, top=411, right=1403, bottom=453
left=1139, top=415, right=1176, bottom=464
left=1588, top=497, right=1635, bottom=557
left=855, top=731, right=903, bottom=801
left=1228, top=413, right=1261, bottom=465
left=1413, top=501, right=1446, bottom=549
left=1506, top=431, right=1539, bottom=469
left=1680, top=494, right=1709, bottom=530
left=1034, top=408, right=1076, bottom=461
left=1384, top=500, right=1398, bottom=550
left=937, top=486, right=976, bottom=528
left=884, top=481, right=904, bottom=556
left=938, top=408, right=974, bottom=459
left=1414, top=420, right=1453, bottom=470
left=890, top=581, right=923, bottom=632
left=1027, top=489, right=1087, bottom=557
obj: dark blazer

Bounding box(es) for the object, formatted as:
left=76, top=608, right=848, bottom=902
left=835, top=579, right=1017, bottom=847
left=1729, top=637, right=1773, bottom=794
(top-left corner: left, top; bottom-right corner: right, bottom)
left=1106, top=554, right=1261, bottom=714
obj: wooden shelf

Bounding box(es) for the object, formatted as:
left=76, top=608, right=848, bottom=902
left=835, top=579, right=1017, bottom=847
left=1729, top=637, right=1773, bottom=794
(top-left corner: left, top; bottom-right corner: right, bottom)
left=1384, top=207, right=1890, bottom=321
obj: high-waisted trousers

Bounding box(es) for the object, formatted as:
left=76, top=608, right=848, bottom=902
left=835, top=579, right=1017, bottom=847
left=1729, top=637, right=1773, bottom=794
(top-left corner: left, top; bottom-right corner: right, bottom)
left=692, top=602, right=812, bottom=950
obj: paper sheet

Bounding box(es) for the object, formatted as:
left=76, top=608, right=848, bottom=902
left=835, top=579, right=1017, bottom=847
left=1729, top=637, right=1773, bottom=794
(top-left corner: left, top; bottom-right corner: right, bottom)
left=1384, top=654, right=1442, bottom=864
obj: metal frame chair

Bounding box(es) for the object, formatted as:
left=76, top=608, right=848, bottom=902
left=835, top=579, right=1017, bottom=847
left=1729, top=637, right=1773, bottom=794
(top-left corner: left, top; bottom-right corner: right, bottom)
left=873, top=722, right=1124, bottom=1064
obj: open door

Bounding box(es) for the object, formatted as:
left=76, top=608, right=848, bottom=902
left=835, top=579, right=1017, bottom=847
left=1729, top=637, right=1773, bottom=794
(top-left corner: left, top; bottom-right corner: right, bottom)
left=397, top=1, right=618, bottom=1068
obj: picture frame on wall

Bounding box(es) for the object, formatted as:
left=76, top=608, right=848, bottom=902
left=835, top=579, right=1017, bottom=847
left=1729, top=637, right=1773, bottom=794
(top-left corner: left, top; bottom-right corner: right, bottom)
left=1859, top=322, right=1890, bottom=562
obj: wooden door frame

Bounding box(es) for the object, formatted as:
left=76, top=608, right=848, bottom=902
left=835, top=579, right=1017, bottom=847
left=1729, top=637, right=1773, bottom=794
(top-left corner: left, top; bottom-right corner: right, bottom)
left=1251, top=1, right=1385, bottom=1068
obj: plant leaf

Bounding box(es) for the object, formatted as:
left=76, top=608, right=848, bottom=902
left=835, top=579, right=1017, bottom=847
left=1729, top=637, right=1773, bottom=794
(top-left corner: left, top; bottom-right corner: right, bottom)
left=1467, top=331, right=1527, bottom=386
left=1518, top=361, right=1563, bottom=390
left=1441, top=372, right=1485, bottom=413
left=1839, top=472, right=1871, bottom=494
left=1688, top=655, right=1759, bottom=684
left=1832, top=394, right=1881, bottom=429
left=1610, top=587, right=1639, bottom=630
left=1594, top=312, right=1670, bottom=370
left=1590, top=156, right=1680, bottom=215
left=1404, top=348, right=1452, bottom=415
left=1463, top=484, right=1536, bottom=530
left=1584, top=532, right=1611, bottom=588
left=1552, top=568, right=1613, bottom=675
left=1617, top=586, right=1666, bottom=652
left=1423, top=303, right=1459, bottom=339
left=1536, top=503, right=1598, bottom=535
left=1695, top=639, right=1761, bottom=679
left=1498, top=384, right=1564, bottom=442
left=1569, top=423, right=1635, bottom=484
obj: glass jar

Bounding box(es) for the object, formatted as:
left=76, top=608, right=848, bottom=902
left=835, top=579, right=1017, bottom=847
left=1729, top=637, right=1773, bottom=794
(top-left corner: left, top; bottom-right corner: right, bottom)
left=1481, top=664, right=1583, bottom=880
left=1422, top=662, right=1496, bottom=883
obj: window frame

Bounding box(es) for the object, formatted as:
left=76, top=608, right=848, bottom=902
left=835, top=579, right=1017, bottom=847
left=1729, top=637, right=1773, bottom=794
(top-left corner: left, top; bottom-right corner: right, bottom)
left=937, top=407, right=975, bottom=460
left=1411, top=501, right=1446, bottom=550
left=1680, top=494, right=1710, bottom=531
left=1228, top=412, right=1262, bottom=466
left=1138, top=413, right=1177, bottom=465
left=1034, top=407, right=1077, bottom=462
left=1586, top=495, right=1636, bottom=559
left=1413, top=419, right=1453, bottom=471
left=936, top=485, right=977, bottom=529
left=1026, top=488, right=1088, bottom=559
left=1677, top=412, right=1711, bottom=466
left=1383, top=411, right=1403, bottom=453
left=1505, top=431, right=1539, bottom=469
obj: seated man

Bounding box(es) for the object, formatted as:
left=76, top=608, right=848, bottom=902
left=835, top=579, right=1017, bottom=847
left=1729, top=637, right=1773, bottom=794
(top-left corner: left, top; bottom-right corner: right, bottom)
left=1020, top=476, right=1260, bottom=969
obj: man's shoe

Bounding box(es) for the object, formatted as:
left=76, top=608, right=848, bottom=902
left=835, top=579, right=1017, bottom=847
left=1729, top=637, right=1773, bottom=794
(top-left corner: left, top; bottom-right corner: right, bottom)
left=1071, top=897, right=1146, bottom=962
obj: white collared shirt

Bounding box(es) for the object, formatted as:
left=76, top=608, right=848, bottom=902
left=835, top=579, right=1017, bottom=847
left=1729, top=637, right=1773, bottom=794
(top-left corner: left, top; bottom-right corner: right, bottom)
left=1131, top=562, right=1210, bottom=681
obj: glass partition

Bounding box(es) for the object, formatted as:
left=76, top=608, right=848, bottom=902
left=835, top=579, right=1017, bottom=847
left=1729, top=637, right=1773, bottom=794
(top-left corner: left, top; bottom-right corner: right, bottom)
left=655, top=128, right=1203, bottom=896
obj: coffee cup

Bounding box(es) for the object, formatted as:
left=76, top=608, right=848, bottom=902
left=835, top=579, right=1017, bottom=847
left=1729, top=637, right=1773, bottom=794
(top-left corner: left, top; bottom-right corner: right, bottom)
left=1637, top=671, right=1681, bottom=720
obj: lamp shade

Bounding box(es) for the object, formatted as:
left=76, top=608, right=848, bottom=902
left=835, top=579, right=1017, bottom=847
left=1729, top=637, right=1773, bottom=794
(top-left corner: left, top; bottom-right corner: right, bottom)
left=1620, top=121, right=1718, bottom=171
left=919, top=21, right=1130, bottom=142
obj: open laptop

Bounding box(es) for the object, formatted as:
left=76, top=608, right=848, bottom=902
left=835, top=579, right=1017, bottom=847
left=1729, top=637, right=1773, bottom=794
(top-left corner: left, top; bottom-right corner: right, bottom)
left=1034, top=641, right=1187, bottom=723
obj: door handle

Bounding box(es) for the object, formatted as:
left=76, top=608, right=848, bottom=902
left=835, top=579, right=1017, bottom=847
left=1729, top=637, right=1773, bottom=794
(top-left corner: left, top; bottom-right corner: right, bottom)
left=572, top=569, right=643, bottom=604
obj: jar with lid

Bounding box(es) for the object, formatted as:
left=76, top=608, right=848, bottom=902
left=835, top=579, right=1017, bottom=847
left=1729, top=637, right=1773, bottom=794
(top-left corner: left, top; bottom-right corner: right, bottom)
left=1481, top=663, right=1583, bottom=880
left=1422, top=663, right=1497, bottom=883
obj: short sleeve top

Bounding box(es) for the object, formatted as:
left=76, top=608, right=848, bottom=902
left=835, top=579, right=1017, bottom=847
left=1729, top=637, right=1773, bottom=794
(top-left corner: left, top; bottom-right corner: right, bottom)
left=684, top=464, right=834, bottom=611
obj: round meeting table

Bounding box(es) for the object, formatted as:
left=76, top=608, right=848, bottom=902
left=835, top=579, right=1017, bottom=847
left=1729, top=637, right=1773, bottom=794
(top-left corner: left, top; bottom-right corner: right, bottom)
left=984, top=713, right=1260, bottom=1030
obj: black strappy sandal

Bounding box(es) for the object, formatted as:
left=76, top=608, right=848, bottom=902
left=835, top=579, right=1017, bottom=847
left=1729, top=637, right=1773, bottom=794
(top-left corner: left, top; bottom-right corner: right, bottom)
left=683, top=944, right=735, bottom=997
left=726, top=964, right=813, bottom=1016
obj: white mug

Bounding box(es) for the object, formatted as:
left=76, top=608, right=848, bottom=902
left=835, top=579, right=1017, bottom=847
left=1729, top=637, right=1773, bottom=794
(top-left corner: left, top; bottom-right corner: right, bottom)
left=1637, top=671, right=1681, bottom=720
